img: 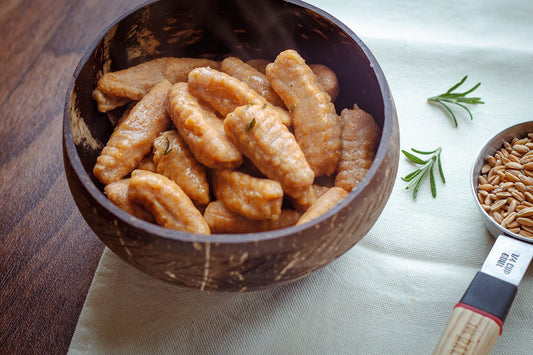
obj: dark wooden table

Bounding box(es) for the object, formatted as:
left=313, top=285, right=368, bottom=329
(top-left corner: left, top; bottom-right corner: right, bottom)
left=0, top=1, right=145, bottom=353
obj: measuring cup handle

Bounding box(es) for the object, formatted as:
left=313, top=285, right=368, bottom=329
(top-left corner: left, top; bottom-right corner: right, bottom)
left=433, top=271, right=517, bottom=355
left=433, top=305, right=500, bottom=355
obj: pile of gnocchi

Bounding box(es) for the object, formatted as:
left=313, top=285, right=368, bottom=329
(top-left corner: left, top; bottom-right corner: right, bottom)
left=92, top=49, right=380, bottom=234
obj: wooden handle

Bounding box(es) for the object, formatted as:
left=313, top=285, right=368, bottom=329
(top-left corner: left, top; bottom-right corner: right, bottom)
left=433, top=306, right=500, bottom=355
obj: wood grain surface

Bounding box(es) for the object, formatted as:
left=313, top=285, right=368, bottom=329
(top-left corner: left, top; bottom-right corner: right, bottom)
left=0, top=1, right=144, bottom=353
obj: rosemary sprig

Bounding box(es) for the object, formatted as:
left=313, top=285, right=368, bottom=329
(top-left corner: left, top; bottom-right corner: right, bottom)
left=427, top=75, right=484, bottom=127
left=401, top=147, right=445, bottom=198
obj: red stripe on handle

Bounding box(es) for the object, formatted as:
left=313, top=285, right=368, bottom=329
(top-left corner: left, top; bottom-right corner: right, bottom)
left=454, top=302, right=503, bottom=335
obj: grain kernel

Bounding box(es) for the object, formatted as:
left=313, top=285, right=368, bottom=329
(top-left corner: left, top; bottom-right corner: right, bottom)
left=492, top=211, right=503, bottom=223
left=478, top=184, right=493, bottom=192
left=520, top=156, right=533, bottom=165
left=487, top=169, right=496, bottom=178
left=517, top=217, right=533, bottom=227
left=508, top=221, right=520, bottom=229
left=488, top=175, right=500, bottom=185
left=519, top=174, right=533, bottom=186
left=495, top=191, right=512, bottom=199
left=488, top=156, right=497, bottom=167
left=509, top=154, right=521, bottom=162
left=500, top=182, right=514, bottom=190
left=519, top=229, right=533, bottom=238
left=508, top=199, right=519, bottom=213
left=524, top=162, right=533, bottom=170
left=505, top=172, right=520, bottom=182
left=513, top=144, right=530, bottom=154
left=521, top=224, right=533, bottom=234
left=505, top=162, right=523, bottom=170
left=501, top=212, right=517, bottom=228
left=501, top=148, right=510, bottom=158
left=504, top=141, right=513, bottom=151
left=490, top=199, right=506, bottom=212
left=515, top=182, right=527, bottom=192
left=511, top=190, right=525, bottom=202
left=517, top=206, right=533, bottom=217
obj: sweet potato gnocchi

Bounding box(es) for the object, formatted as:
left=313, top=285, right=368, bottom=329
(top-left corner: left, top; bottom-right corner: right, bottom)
left=93, top=50, right=380, bottom=234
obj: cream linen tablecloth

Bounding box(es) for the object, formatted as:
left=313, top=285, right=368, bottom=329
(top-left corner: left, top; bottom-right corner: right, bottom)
left=68, top=0, right=533, bottom=353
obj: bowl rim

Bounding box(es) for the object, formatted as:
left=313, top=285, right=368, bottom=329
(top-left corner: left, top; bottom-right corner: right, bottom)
left=62, top=0, right=396, bottom=244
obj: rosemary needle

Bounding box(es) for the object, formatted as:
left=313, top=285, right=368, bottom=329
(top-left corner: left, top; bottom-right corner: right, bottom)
left=162, top=136, right=172, bottom=155
left=427, top=75, right=484, bottom=127
left=246, top=117, right=256, bottom=132
left=401, top=147, right=445, bottom=199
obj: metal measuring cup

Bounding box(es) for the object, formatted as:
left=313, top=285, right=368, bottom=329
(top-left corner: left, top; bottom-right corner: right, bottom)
left=434, top=121, right=533, bottom=355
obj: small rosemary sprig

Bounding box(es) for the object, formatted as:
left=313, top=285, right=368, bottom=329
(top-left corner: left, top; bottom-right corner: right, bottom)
left=427, top=75, right=484, bottom=127
left=246, top=118, right=256, bottom=132
left=401, top=147, right=445, bottom=198
left=162, top=137, right=172, bottom=155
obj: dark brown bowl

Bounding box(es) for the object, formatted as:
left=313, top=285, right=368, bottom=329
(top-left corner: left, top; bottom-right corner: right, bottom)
left=63, top=0, right=399, bottom=291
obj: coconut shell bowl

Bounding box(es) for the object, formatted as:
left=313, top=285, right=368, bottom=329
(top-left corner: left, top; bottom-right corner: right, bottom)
left=62, top=0, right=399, bottom=291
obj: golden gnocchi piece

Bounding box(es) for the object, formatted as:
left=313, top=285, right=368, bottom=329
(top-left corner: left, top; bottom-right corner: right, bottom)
left=221, top=57, right=284, bottom=107
left=153, top=130, right=210, bottom=205
left=204, top=201, right=301, bottom=234
left=104, top=179, right=154, bottom=222
left=266, top=49, right=342, bottom=176
left=297, top=187, right=348, bottom=225
left=309, top=64, right=339, bottom=102
left=247, top=59, right=339, bottom=102
left=289, top=184, right=330, bottom=212
left=129, top=170, right=210, bottom=234
left=167, top=82, right=242, bottom=169
left=224, top=103, right=315, bottom=205
left=187, top=67, right=291, bottom=126
left=93, top=57, right=218, bottom=112
left=136, top=152, right=157, bottom=172
left=335, top=104, right=381, bottom=191
left=93, top=80, right=172, bottom=185
left=93, top=91, right=129, bottom=114
left=212, top=169, right=283, bottom=220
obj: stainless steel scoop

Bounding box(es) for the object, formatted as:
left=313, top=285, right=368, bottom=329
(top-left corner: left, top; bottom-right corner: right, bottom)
left=434, top=122, right=533, bottom=355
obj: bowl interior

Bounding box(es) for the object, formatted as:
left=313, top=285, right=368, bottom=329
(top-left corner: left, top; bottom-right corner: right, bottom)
left=65, top=0, right=397, bottom=246
left=68, top=0, right=386, bottom=184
